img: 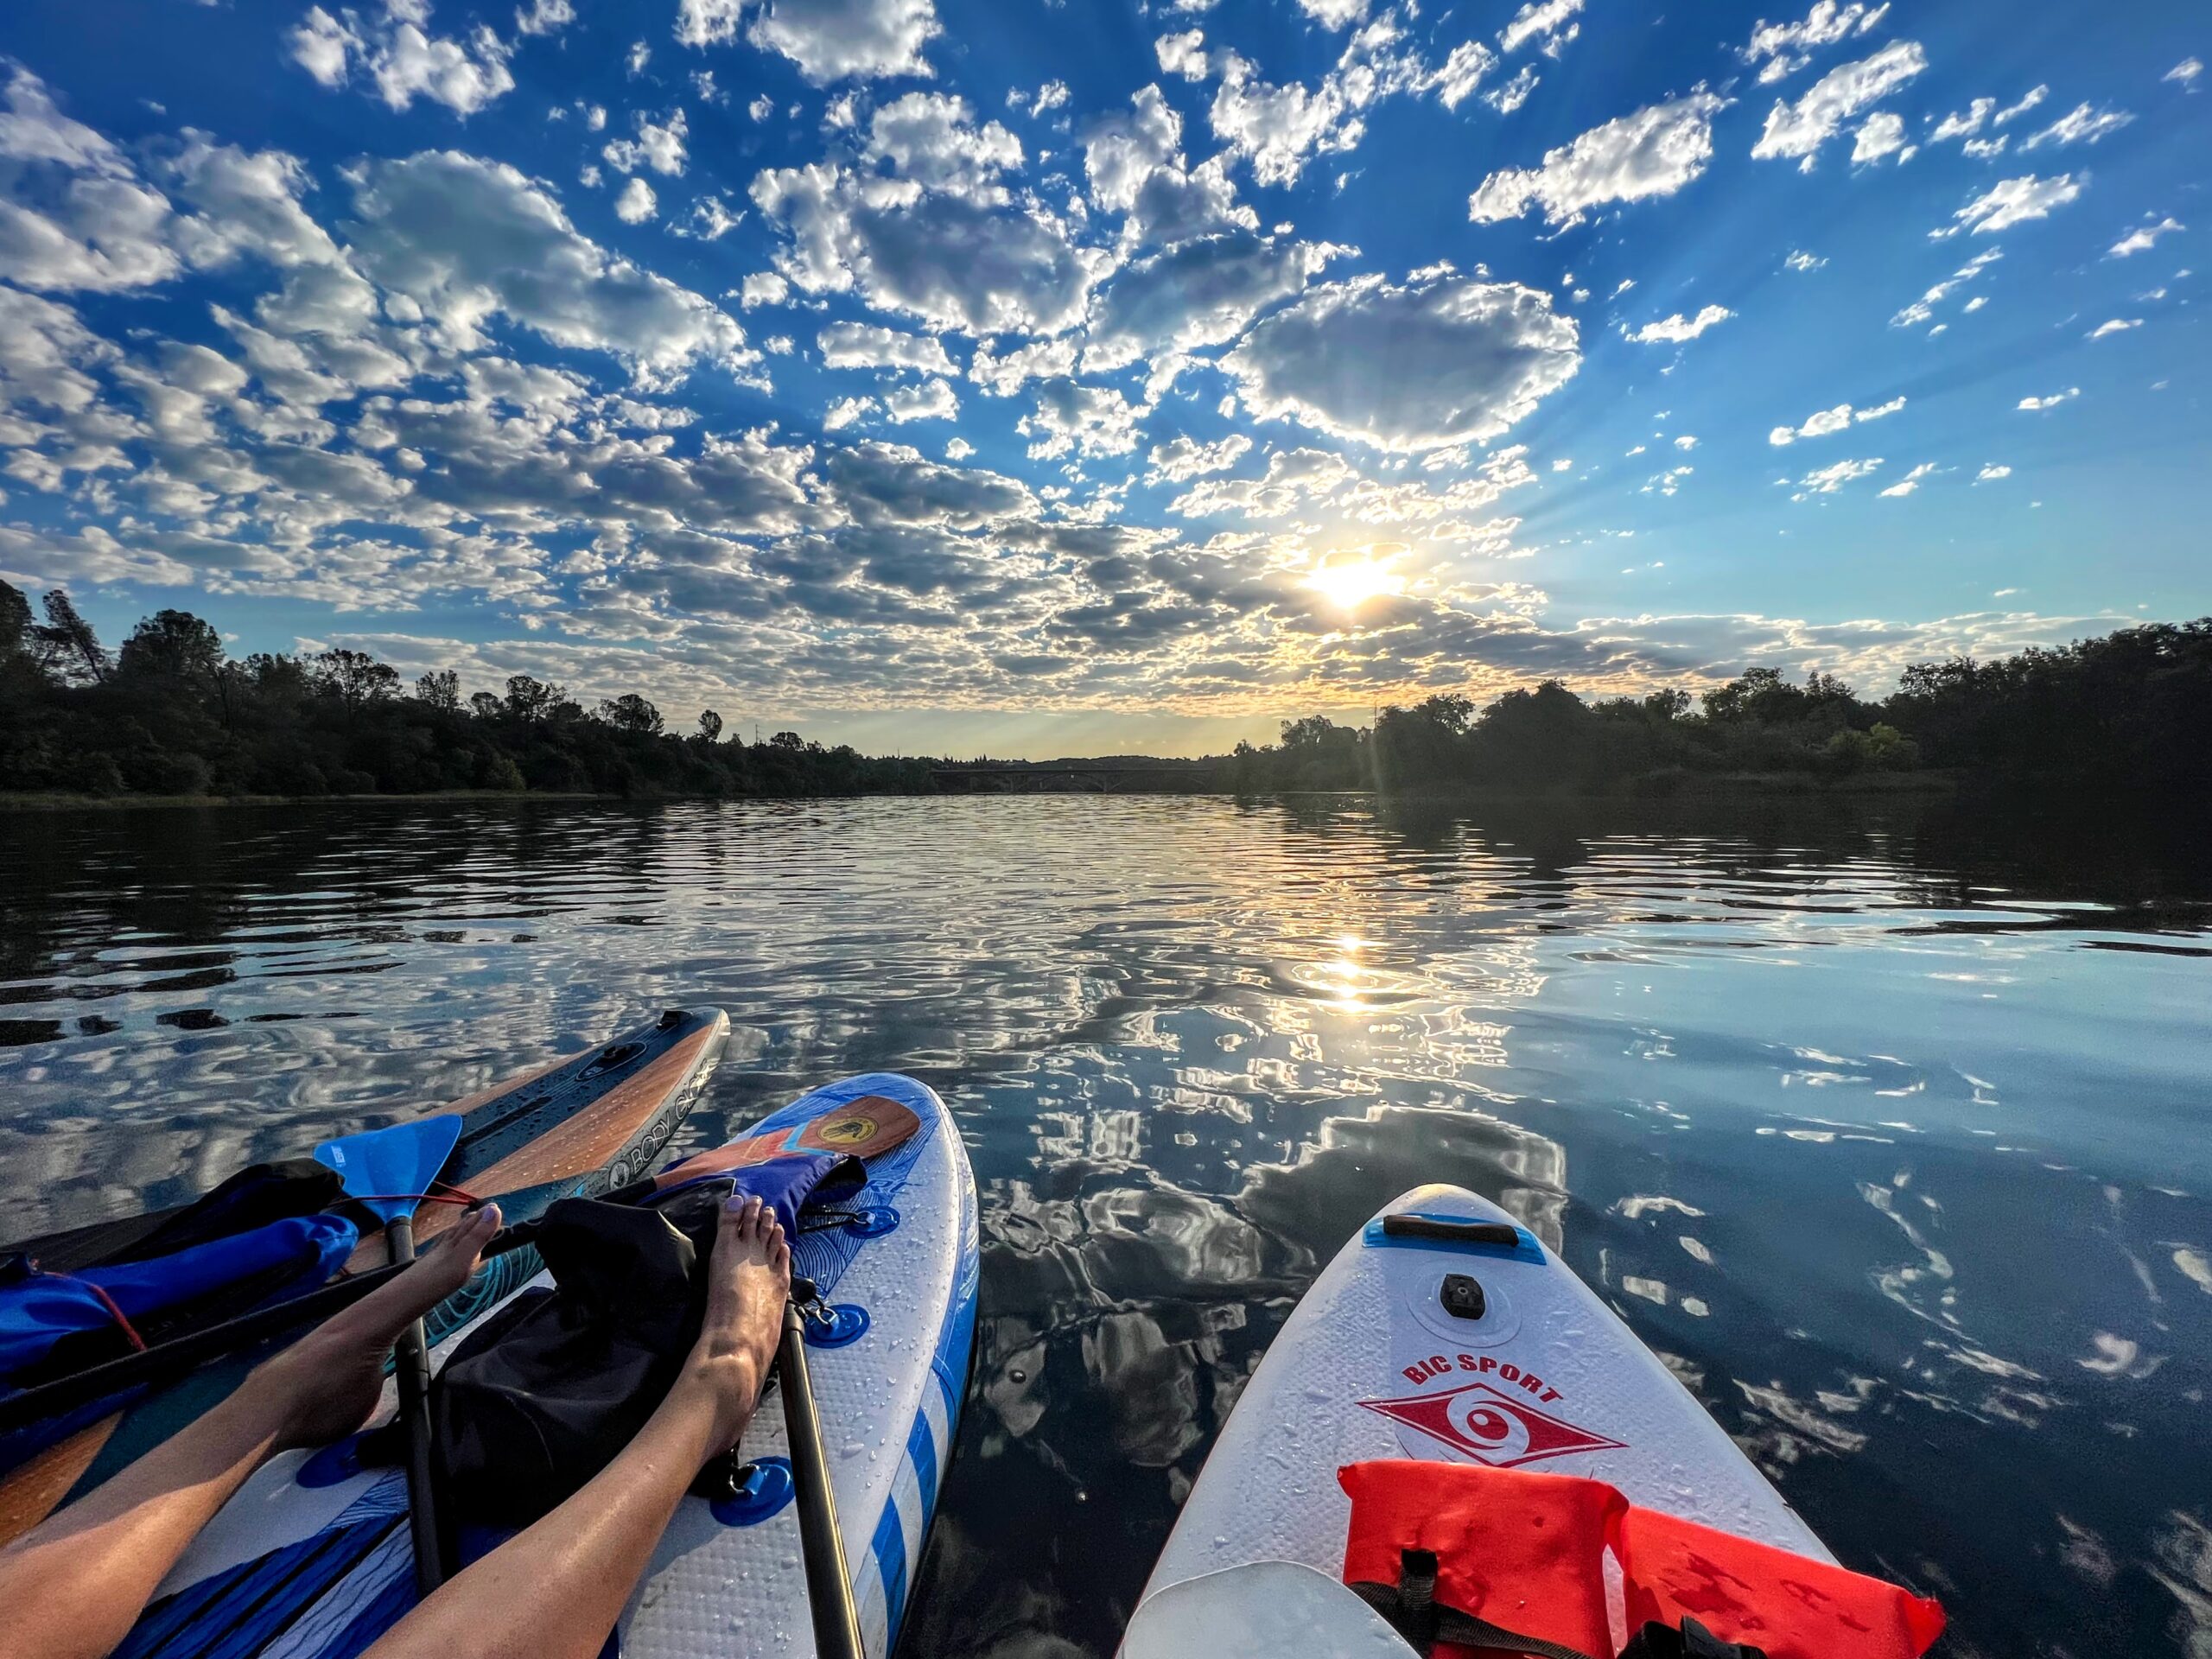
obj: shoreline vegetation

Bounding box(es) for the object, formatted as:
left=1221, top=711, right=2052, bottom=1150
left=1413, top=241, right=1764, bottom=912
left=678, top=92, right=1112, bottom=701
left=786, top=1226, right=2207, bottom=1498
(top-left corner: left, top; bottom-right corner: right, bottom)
left=3, top=582, right=2207, bottom=807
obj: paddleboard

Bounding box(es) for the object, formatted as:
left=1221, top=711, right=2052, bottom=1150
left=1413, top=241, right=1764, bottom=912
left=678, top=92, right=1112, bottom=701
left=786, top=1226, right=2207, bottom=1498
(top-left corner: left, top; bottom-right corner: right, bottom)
left=104, top=1071, right=977, bottom=1659
left=1134, top=1183, right=1829, bottom=1636
left=0, top=1007, right=729, bottom=1545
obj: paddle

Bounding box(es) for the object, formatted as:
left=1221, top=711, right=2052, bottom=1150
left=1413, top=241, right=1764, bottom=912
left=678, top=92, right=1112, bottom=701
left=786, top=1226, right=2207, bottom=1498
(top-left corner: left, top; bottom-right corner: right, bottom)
left=780, top=1278, right=865, bottom=1659
left=315, top=1117, right=466, bottom=1598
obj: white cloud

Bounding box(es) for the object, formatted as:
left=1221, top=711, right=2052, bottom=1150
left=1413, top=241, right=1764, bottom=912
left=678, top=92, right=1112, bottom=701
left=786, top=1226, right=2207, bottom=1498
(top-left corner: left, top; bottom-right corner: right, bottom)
left=1625, top=304, right=1732, bottom=344
left=1145, top=432, right=1252, bottom=484
left=1769, top=394, right=1904, bottom=443
left=1297, top=0, right=1370, bottom=29
left=883, top=375, right=957, bottom=422
left=346, top=153, right=748, bottom=384
left=680, top=0, right=940, bottom=86
left=1993, top=86, right=2047, bottom=125
left=1224, top=270, right=1580, bottom=454
left=289, top=2, right=517, bottom=117
left=750, top=156, right=1104, bottom=337
left=1499, top=0, right=1581, bottom=56
left=1784, top=248, right=1827, bottom=271
left=1974, top=462, right=2011, bottom=481
left=865, top=92, right=1022, bottom=197
left=817, top=320, right=957, bottom=374
left=2109, top=216, right=2183, bottom=257
left=823, top=394, right=875, bottom=429
left=1018, top=378, right=1146, bottom=459
left=1851, top=110, right=1912, bottom=165
left=613, top=176, right=658, bottom=223
left=626, top=40, right=650, bottom=75
left=2087, top=317, right=2139, bottom=339
left=1427, top=42, right=1497, bottom=111
left=740, top=270, right=789, bottom=308
left=1083, top=232, right=1343, bottom=376
left=513, top=0, right=574, bottom=35
left=1155, top=29, right=1210, bottom=81
left=2017, top=387, right=2078, bottom=410
left=1930, top=97, right=1995, bottom=142
left=2166, top=58, right=2202, bottom=88
left=2020, top=103, right=2133, bottom=151
left=1484, top=65, right=1539, bottom=115
left=679, top=195, right=743, bottom=240
left=1752, top=41, right=1925, bottom=168
left=1891, top=245, right=2000, bottom=325
left=1796, top=456, right=1882, bottom=494
left=1879, top=461, right=1936, bottom=496
left=1741, top=1, right=1889, bottom=81
left=1082, top=86, right=1255, bottom=246
left=604, top=108, right=690, bottom=176
left=1471, top=92, right=1725, bottom=226
left=944, top=435, right=973, bottom=459
left=1008, top=79, right=1070, bottom=119
left=1932, top=173, right=2082, bottom=238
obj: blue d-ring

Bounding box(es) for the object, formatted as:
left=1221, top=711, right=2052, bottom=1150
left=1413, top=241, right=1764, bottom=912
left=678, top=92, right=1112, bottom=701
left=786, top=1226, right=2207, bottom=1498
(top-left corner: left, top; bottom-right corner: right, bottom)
left=846, top=1205, right=899, bottom=1238
left=711, top=1457, right=796, bottom=1526
left=804, top=1302, right=870, bottom=1348
left=296, top=1434, right=366, bottom=1489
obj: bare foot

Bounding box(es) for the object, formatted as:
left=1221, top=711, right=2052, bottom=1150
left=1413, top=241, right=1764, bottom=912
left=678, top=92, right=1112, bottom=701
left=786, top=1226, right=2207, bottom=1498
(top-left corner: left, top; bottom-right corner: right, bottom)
left=683, top=1194, right=791, bottom=1451
left=249, top=1203, right=502, bottom=1450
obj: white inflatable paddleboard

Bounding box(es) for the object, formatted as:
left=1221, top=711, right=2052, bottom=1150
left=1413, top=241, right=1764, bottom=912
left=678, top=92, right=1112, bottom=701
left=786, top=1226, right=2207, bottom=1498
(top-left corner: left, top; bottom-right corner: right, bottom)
left=1135, top=1183, right=1827, bottom=1638
left=113, top=1072, right=978, bottom=1659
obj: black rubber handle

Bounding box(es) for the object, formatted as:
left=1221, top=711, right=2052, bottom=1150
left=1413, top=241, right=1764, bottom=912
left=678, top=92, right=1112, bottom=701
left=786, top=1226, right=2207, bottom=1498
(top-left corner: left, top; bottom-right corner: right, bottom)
left=1382, top=1214, right=1522, bottom=1247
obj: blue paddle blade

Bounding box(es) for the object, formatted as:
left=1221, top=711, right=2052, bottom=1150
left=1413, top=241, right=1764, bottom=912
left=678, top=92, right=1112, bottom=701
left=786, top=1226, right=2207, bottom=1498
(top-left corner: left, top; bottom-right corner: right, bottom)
left=315, top=1116, right=465, bottom=1224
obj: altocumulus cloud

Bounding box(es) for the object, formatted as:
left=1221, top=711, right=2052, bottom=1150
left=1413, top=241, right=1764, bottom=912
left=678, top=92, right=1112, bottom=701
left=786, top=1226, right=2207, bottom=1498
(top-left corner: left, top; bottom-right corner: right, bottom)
left=1224, top=271, right=1580, bottom=453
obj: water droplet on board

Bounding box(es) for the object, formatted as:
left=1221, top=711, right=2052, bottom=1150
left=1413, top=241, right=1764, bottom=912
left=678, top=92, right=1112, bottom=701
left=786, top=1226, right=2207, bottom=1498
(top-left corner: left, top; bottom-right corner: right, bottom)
left=1009, top=1367, right=1027, bottom=1382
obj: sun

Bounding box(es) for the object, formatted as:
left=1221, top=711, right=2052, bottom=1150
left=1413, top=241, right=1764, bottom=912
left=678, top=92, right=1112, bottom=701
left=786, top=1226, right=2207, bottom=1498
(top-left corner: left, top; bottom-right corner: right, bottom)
left=1304, top=556, right=1406, bottom=611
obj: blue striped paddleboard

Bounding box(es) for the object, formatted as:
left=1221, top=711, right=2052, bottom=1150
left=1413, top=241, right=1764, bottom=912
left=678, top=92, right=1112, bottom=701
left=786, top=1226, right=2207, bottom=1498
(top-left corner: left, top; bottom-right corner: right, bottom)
left=110, top=1072, right=979, bottom=1659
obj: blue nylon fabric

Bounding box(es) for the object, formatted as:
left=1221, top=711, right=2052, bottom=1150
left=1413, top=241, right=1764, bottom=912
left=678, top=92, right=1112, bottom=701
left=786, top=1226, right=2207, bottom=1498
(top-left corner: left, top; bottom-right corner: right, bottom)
left=652, top=1148, right=857, bottom=1243
left=0, top=1213, right=360, bottom=1382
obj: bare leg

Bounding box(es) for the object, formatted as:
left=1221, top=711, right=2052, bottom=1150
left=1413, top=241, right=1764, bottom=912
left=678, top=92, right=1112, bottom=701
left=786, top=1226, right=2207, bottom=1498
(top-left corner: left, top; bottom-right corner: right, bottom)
left=0, top=1204, right=502, bottom=1659
left=363, top=1193, right=791, bottom=1659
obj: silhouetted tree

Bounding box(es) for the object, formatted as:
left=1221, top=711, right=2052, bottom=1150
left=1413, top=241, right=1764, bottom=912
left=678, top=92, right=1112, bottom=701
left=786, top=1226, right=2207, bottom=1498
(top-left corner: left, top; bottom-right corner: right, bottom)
left=416, top=669, right=461, bottom=711
left=697, top=709, right=723, bottom=745
left=599, top=693, right=663, bottom=735
left=36, top=590, right=109, bottom=685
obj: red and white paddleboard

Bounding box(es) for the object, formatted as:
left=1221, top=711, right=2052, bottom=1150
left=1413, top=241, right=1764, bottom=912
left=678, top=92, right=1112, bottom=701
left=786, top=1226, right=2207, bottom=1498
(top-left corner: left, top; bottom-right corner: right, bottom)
left=1131, top=1184, right=1829, bottom=1648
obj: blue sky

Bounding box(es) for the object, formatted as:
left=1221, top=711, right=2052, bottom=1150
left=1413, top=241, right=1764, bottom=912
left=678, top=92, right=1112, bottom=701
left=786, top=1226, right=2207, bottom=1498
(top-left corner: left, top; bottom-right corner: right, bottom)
left=0, top=0, right=2202, bottom=756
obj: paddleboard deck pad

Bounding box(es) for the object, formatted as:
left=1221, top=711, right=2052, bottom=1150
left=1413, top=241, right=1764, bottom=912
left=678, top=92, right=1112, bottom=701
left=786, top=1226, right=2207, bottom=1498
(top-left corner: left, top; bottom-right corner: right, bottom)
left=0, top=1008, right=729, bottom=1544
left=111, top=1072, right=977, bottom=1659
left=1139, top=1183, right=1830, bottom=1626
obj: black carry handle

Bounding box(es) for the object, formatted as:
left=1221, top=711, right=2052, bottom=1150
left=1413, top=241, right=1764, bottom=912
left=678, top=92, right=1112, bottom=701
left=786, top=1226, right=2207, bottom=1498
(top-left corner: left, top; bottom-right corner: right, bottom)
left=1381, top=1213, right=1522, bottom=1247
left=0, top=1215, right=548, bottom=1440
left=780, top=1275, right=866, bottom=1659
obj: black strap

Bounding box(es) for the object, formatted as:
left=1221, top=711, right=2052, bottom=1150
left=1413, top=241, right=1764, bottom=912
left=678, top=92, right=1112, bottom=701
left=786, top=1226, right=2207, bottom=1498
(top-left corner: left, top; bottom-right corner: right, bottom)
left=1618, top=1618, right=1768, bottom=1659
left=1350, top=1549, right=1603, bottom=1659
left=1349, top=1550, right=1770, bottom=1659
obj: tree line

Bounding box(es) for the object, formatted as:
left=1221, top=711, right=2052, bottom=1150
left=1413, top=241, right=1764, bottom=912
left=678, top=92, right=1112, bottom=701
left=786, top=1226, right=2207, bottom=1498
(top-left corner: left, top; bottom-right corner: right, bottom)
left=0, top=582, right=933, bottom=799
left=3, top=582, right=2206, bottom=801
left=1225, top=619, right=2212, bottom=798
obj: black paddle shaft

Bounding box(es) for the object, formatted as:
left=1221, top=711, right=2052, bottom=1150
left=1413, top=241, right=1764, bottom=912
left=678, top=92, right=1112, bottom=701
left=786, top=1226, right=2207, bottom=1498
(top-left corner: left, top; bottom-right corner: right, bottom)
left=780, top=1278, right=866, bottom=1659
left=386, top=1216, right=449, bottom=1598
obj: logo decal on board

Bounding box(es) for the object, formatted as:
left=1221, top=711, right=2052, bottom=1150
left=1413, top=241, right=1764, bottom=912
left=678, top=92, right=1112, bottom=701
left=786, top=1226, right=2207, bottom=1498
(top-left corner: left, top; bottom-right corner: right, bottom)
left=1358, top=1381, right=1625, bottom=1469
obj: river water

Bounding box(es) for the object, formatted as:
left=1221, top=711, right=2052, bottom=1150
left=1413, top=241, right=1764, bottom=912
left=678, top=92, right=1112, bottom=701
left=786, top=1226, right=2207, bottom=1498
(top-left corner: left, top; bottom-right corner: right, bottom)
left=3, top=795, right=2209, bottom=1656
